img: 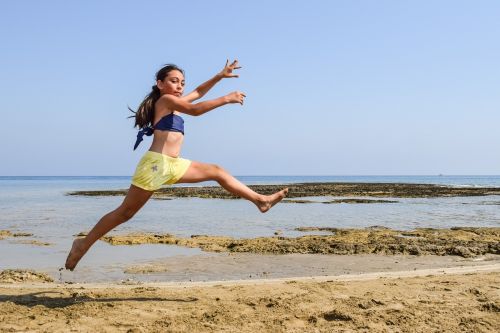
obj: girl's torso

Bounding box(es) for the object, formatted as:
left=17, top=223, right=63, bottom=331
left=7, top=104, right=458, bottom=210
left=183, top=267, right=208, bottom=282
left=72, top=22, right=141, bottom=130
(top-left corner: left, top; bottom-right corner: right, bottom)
left=149, top=103, right=184, bottom=158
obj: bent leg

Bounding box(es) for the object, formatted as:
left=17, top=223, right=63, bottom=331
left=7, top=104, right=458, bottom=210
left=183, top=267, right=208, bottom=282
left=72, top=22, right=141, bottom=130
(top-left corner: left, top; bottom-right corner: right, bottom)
left=176, top=161, right=288, bottom=213
left=65, top=184, right=153, bottom=270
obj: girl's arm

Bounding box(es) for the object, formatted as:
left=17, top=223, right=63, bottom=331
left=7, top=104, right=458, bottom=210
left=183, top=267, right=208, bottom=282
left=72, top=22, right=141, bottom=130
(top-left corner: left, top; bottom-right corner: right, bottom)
left=159, top=91, right=246, bottom=117
left=182, top=60, right=241, bottom=103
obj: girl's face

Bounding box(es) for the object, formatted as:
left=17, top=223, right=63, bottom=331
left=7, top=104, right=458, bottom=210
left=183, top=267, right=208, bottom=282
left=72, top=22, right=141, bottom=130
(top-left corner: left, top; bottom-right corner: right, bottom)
left=157, top=70, right=185, bottom=97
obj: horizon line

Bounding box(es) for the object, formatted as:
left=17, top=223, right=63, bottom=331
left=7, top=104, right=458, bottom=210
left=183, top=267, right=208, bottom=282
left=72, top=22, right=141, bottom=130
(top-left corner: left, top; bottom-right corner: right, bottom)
left=1, top=175, right=499, bottom=177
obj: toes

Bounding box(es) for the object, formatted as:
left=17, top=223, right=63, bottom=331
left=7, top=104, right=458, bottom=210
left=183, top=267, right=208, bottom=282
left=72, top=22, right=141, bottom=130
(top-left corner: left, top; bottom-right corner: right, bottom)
left=65, top=239, right=84, bottom=270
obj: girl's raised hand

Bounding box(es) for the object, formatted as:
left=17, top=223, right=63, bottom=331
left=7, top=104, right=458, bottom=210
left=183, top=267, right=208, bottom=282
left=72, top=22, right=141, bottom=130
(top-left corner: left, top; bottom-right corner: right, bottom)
left=220, top=59, right=242, bottom=78
left=226, top=91, right=246, bottom=105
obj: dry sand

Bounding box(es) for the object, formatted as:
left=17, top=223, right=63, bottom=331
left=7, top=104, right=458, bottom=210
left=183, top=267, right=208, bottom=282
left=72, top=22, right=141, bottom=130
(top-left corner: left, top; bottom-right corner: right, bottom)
left=0, top=265, right=499, bottom=332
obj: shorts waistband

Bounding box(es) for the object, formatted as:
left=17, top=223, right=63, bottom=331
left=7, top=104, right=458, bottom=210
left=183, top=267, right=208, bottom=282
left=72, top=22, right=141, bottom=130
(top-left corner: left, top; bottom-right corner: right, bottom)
left=145, top=150, right=181, bottom=161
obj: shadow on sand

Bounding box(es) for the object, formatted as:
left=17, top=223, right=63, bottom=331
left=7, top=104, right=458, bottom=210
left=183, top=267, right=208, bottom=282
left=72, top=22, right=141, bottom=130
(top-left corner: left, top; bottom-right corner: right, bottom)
left=0, top=291, right=198, bottom=309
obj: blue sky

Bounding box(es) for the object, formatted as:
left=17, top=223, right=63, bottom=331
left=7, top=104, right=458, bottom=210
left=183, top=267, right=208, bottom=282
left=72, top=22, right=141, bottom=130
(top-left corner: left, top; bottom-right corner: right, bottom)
left=1, top=0, right=499, bottom=176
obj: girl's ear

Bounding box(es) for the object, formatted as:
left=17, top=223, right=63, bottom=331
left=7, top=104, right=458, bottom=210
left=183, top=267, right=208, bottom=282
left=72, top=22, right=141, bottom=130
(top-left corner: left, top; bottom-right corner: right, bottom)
left=156, top=79, right=163, bottom=90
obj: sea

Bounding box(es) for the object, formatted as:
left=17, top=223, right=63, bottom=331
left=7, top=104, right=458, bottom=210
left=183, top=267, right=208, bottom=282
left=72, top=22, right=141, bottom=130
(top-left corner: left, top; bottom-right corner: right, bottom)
left=1, top=175, right=499, bottom=282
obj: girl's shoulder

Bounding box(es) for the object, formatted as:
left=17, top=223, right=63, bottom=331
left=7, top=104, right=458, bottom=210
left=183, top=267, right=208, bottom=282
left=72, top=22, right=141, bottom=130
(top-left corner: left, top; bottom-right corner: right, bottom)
left=154, top=97, right=173, bottom=118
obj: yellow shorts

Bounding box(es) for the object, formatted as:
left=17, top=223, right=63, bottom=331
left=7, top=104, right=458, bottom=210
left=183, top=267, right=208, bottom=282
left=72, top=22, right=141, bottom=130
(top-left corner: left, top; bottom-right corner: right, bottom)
left=131, top=151, right=191, bottom=191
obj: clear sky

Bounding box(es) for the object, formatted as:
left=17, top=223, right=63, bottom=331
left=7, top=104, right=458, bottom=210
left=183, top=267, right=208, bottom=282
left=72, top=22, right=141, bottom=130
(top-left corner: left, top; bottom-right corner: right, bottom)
left=1, top=0, right=499, bottom=176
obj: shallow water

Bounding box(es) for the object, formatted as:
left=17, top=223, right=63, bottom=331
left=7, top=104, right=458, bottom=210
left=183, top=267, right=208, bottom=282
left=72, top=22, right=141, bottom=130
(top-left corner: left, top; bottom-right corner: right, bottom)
left=1, top=176, right=499, bottom=282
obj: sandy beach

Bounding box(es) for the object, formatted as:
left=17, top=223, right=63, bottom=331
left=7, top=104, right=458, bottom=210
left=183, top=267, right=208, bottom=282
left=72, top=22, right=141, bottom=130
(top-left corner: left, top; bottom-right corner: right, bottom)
left=1, top=264, right=499, bottom=332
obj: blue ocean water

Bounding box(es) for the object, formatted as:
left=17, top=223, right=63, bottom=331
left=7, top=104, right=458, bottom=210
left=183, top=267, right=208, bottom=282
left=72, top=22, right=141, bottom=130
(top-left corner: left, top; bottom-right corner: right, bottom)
left=2, top=174, right=500, bottom=187
left=0, top=175, right=499, bottom=282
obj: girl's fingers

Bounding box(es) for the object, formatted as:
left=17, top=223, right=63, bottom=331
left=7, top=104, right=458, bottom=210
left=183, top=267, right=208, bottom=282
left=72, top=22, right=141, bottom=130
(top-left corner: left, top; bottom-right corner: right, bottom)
left=229, top=60, right=241, bottom=70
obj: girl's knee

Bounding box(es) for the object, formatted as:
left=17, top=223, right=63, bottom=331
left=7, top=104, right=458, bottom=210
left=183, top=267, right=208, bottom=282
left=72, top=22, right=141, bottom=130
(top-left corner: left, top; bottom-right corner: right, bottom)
left=210, top=163, right=225, bottom=179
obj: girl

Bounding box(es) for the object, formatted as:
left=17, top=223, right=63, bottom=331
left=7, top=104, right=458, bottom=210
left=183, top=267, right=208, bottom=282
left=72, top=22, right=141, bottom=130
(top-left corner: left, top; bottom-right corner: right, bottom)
left=65, top=60, right=288, bottom=270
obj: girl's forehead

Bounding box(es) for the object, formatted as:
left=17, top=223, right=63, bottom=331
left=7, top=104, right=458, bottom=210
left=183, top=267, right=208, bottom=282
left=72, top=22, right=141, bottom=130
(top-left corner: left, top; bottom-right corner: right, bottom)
left=167, top=70, right=184, bottom=80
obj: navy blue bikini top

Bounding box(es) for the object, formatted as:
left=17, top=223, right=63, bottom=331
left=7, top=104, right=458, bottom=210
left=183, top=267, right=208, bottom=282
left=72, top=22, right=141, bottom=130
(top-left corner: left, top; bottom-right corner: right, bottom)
left=133, top=113, right=184, bottom=150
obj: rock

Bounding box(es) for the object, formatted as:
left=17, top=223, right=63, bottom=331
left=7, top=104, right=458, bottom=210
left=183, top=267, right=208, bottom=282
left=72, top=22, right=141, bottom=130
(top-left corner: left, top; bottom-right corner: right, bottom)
left=0, top=269, right=53, bottom=283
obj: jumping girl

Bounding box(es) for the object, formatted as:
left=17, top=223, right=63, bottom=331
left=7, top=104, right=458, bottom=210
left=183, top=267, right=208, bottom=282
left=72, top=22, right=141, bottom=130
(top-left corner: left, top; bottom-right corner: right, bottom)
left=65, top=60, right=288, bottom=270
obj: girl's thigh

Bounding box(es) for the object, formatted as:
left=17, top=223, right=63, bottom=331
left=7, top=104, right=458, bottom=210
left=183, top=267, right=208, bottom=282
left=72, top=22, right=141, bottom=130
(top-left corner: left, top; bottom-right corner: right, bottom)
left=176, top=161, right=219, bottom=183
left=121, top=184, right=154, bottom=213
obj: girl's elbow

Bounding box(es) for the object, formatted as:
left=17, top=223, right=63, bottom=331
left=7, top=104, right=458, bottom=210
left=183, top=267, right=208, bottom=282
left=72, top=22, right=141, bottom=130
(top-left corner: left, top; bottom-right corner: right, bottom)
left=194, top=89, right=204, bottom=99
left=185, top=106, right=201, bottom=117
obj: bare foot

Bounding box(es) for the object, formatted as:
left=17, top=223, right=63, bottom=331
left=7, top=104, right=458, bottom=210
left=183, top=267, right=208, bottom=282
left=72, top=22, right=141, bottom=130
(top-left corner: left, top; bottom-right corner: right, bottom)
left=257, top=188, right=289, bottom=213
left=65, top=238, right=87, bottom=271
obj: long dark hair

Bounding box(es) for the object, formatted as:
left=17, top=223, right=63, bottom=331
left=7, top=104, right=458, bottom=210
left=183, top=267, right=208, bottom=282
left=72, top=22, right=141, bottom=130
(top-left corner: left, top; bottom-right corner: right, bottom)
left=128, top=64, right=185, bottom=129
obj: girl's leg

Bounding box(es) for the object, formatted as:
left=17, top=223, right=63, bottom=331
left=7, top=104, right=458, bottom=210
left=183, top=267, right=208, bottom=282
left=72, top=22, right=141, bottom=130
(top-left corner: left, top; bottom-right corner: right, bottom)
left=65, top=184, right=153, bottom=270
left=176, top=161, right=288, bottom=213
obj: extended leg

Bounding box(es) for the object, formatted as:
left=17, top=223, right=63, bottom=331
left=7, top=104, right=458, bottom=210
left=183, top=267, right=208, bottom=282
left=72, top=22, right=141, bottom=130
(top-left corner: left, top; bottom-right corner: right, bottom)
left=65, top=185, right=153, bottom=270
left=176, top=161, right=288, bottom=213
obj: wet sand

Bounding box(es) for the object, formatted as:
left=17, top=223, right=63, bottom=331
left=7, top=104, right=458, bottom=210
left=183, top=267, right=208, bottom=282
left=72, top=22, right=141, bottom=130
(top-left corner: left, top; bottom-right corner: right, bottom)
left=117, top=253, right=499, bottom=283
left=1, top=266, right=498, bottom=332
